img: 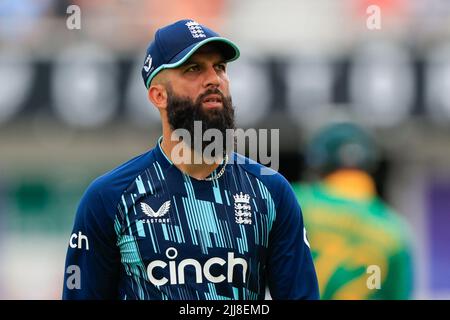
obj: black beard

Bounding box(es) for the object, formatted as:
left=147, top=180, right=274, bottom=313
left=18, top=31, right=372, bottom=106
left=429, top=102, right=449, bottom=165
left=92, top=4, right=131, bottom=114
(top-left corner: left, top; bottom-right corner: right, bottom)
left=166, top=86, right=236, bottom=156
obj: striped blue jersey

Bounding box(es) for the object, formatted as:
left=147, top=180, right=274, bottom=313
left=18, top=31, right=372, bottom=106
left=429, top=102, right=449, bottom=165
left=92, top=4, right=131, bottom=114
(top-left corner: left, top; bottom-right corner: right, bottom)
left=62, top=138, right=319, bottom=300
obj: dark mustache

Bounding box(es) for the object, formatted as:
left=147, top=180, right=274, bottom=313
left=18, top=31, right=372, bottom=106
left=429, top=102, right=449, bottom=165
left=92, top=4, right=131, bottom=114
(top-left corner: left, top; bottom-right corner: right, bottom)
left=197, top=89, right=226, bottom=103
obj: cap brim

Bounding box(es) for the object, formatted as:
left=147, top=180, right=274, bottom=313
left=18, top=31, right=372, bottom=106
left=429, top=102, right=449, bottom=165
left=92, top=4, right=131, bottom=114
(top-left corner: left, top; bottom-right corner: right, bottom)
left=146, top=37, right=240, bottom=89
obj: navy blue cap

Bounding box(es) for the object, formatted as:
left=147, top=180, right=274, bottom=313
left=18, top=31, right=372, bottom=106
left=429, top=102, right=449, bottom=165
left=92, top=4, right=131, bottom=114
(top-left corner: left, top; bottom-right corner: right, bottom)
left=141, top=19, right=240, bottom=89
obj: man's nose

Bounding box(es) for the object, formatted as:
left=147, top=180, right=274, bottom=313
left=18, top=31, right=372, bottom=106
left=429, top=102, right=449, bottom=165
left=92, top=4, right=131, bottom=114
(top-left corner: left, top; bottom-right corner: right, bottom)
left=202, top=66, right=221, bottom=88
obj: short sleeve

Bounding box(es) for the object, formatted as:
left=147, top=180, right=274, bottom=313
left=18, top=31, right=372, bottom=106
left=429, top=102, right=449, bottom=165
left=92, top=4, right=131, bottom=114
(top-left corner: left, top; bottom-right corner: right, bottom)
left=266, top=175, right=319, bottom=300
left=62, top=183, right=120, bottom=300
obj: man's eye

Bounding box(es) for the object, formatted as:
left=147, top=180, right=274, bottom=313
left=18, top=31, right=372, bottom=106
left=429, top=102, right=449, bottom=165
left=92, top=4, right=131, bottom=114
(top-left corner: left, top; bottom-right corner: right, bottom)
left=186, top=65, right=199, bottom=72
left=216, top=64, right=227, bottom=72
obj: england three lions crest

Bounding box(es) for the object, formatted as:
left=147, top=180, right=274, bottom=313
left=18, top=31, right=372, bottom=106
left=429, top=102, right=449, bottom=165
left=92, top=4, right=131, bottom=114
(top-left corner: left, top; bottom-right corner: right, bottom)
left=233, top=192, right=252, bottom=225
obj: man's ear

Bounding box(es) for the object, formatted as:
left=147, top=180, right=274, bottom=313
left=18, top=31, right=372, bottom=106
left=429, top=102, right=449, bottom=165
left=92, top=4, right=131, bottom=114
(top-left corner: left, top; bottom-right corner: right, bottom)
left=148, top=84, right=168, bottom=109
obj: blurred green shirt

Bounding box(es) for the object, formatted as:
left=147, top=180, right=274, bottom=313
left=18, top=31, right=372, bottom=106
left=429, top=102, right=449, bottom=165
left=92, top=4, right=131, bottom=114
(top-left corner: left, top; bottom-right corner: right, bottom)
left=292, top=169, right=414, bottom=300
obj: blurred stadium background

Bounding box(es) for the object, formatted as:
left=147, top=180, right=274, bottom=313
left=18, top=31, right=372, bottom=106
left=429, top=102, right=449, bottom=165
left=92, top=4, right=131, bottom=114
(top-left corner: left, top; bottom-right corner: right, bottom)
left=0, top=0, right=449, bottom=299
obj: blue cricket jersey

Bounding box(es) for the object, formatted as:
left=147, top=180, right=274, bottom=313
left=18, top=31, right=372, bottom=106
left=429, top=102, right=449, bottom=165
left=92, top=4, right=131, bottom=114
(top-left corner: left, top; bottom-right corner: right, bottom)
left=62, top=138, right=319, bottom=300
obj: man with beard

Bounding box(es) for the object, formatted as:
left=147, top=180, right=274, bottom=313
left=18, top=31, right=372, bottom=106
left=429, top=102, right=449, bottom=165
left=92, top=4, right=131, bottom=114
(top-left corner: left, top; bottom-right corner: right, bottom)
left=62, top=19, right=318, bottom=300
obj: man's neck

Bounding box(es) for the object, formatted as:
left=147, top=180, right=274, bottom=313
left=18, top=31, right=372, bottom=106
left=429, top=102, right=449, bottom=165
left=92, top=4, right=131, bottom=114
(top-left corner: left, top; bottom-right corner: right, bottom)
left=160, top=131, right=223, bottom=180
left=323, top=169, right=376, bottom=201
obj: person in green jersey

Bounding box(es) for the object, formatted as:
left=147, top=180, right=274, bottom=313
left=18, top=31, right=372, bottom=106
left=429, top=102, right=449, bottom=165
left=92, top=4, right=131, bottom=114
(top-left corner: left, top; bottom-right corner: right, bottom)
left=292, top=122, right=414, bottom=300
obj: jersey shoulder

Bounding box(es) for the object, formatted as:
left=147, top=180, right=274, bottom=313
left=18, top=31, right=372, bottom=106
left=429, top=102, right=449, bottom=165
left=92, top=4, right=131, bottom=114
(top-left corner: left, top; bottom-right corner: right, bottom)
left=232, top=152, right=294, bottom=205
left=370, top=198, right=413, bottom=248
left=80, top=148, right=157, bottom=217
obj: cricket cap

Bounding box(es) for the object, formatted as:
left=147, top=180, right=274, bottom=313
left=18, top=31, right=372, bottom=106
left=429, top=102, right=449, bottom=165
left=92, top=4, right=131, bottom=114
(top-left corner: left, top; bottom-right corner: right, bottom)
left=142, top=19, right=240, bottom=89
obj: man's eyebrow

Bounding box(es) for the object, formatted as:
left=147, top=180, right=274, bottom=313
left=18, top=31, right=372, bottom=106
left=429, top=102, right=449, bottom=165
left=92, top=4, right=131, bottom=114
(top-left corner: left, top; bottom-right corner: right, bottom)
left=181, top=59, right=197, bottom=66
left=181, top=57, right=227, bottom=67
